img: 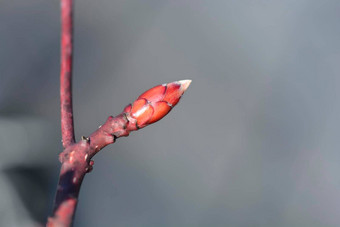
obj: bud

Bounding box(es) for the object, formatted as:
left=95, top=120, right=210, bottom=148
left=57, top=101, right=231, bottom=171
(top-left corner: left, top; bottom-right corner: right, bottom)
left=123, top=80, right=191, bottom=131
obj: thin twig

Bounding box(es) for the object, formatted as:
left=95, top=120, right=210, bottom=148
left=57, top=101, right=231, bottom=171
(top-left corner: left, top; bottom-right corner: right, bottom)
left=60, top=0, right=75, bottom=148
left=47, top=1, right=191, bottom=225
left=47, top=79, right=191, bottom=226
left=47, top=114, right=129, bottom=227
left=48, top=80, right=191, bottom=226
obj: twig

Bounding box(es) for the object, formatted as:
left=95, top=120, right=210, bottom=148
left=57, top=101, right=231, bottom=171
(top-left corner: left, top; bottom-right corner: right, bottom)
left=60, top=0, right=75, bottom=148
left=47, top=1, right=191, bottom=226
left=47, top=114, right=129, bottom=227
left=48, top=79, right=191, bottom=226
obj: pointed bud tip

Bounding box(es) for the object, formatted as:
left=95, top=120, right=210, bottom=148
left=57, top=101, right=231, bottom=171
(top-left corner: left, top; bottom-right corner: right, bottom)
left=177, top=79, right=192, bottom=91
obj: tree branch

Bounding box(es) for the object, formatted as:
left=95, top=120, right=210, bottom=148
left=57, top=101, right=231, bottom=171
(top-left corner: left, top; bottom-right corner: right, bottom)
left=60, top=0, right=75, bottom=148
left=47, top=114, right=129, bottom=227
left=47, top=80, right=191, bottom=227
left=47, top=1, right=192, bottom=226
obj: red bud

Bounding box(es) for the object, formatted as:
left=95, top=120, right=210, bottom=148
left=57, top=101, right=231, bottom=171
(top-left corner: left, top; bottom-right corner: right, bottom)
left=123, top=80, right=191, bottom=130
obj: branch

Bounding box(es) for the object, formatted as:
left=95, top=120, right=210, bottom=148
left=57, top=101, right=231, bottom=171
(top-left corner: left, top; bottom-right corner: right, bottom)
left=49, top=1, right=192, bottom=226
left=47, top=80, right=191, bottom=227
left=60, top=0, right=75, bottom=148
left=47, top=114, right=128, bottom=227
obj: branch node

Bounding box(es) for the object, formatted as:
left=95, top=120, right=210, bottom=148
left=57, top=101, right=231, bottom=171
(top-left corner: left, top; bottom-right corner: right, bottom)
left=81, top=136, right=90, bottom=142
left=85, top=164, right=93, bottom=173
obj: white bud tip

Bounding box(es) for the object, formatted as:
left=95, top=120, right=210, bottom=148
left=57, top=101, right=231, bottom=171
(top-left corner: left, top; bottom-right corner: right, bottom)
left=178, top=79, right=192, bottom=91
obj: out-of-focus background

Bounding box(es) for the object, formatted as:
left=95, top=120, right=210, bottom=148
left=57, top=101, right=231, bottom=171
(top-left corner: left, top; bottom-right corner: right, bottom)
left=1, top=0, right=340, bottom=226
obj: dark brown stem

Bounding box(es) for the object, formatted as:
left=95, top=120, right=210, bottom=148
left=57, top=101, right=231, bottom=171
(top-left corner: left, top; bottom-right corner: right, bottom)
left=60, top=0, right=75, bottom=148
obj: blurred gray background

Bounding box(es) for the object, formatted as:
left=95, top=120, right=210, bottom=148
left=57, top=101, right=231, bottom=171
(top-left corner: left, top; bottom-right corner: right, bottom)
left=1, top=0, right=340, bottom=226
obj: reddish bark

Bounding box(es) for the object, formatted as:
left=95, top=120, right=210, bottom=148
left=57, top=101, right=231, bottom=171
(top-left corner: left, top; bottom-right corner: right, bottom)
left=47, top=114, right=128, bottom=227
left=60, top=0, right=75, bottom=148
